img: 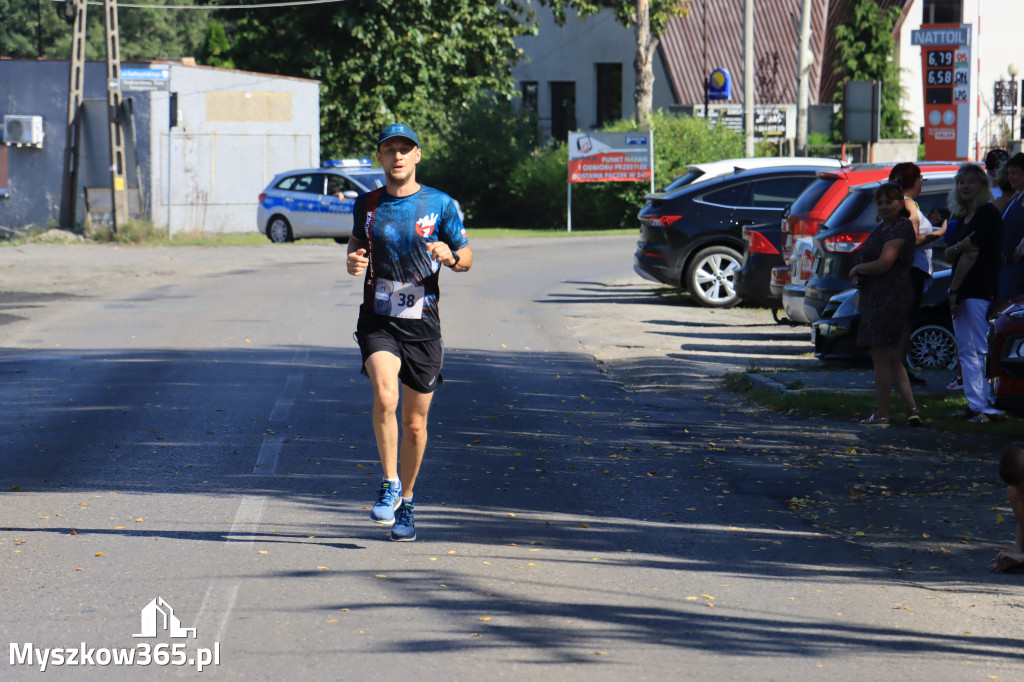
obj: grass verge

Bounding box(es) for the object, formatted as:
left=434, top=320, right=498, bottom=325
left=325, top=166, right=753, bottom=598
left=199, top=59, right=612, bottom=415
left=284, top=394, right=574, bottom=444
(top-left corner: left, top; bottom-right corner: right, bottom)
left=725, top=371, right=1022, bottom=436
left=2, top=226, right=635, bottom=247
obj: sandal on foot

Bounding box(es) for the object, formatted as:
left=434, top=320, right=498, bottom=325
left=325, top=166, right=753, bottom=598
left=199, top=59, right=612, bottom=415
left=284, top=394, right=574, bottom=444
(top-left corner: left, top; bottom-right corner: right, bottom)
left=907, top=408, right=923, bottom=427
left=859, top=414, right=890, bottom=427
left=949, top=407, right=978, bottom=419
left=967, top=413, right=991, bottom=424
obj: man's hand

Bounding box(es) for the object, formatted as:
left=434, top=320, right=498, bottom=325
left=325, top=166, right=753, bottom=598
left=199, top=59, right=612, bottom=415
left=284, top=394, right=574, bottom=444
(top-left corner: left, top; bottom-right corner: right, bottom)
left=347, top=248, right=368, bottom=276
left=425, top=241, right=457, bottom=268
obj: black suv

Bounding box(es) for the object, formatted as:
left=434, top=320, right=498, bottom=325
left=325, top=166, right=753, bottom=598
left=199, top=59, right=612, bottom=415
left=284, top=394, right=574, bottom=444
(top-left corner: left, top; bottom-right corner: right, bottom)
left=803, top=174, right=956, bottom=322
left=633, top=165, right=828, bottom=307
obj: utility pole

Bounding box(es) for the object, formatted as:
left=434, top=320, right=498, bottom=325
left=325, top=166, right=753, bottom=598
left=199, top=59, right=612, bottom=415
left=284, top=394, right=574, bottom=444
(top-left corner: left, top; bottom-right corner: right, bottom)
left=103, top=0, right=130, bottom=232
left=795, top=0, right=813, bottom=156
left=59, top=0, right=87, bottom=230
left=743, top=0, right=754, bottom=156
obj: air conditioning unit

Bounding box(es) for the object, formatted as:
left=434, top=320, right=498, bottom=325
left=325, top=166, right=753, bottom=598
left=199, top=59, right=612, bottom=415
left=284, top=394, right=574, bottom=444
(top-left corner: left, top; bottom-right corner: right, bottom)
left=3, top=115, right=44, bottom=148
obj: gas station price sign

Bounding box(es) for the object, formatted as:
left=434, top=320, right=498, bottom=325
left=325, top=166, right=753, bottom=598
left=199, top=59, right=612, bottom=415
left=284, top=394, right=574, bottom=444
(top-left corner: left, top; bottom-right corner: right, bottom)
left=913, top=24, right=972, bottom=160
left=925, top=49, right=954, bottom=102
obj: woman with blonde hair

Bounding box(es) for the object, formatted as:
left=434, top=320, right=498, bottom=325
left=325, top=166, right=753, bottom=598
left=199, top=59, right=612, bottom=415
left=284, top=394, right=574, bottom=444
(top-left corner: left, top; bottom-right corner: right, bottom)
left=943, top=163, right=1005, bottom=422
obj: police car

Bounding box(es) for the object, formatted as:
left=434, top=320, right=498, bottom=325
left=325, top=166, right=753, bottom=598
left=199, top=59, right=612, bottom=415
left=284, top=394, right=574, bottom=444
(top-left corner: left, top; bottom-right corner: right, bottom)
left=256, top=160, right=386, bottom=243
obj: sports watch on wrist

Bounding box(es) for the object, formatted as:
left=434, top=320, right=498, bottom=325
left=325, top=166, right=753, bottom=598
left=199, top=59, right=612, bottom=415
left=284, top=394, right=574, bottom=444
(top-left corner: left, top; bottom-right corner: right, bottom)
left=447, top=251, right=461, bottom=268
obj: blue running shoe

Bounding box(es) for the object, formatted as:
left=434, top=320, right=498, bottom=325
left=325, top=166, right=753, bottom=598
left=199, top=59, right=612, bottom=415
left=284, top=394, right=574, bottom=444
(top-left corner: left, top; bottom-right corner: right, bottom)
left=390, top=500, right=416, bottom=542
left=369, top=479, right=402, bottom=525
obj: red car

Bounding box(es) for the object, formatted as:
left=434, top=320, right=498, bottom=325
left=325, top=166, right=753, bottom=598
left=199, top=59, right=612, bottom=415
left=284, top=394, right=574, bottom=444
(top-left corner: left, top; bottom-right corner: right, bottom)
left=989, top=299, right=1024, bottom=414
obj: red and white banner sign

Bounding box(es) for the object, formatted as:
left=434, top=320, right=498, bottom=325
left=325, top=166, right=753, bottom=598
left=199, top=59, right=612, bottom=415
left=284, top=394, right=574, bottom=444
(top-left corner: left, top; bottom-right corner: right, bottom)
left=568, top=132, right=652, bottom=183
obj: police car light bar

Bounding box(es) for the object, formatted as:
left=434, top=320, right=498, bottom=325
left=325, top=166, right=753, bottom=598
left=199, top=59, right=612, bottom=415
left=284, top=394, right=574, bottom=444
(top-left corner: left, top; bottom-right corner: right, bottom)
left=323, top=158, right=373, bottom=168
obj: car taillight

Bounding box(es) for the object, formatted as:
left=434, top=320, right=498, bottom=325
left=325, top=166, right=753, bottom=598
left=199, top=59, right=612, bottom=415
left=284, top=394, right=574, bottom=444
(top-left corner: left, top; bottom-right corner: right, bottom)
left=799, top=248, right=814, bottom=280
left=650, top=215, right=682, bottom=227
left=823, top=232, right=871, bottom=253
left=258, top=193, right=267, bottom=203
left=746, top=230, right=779, bottom=254
left=770, top=266, right=791, bottom=286
left=791, top=218, right=818, bottom=239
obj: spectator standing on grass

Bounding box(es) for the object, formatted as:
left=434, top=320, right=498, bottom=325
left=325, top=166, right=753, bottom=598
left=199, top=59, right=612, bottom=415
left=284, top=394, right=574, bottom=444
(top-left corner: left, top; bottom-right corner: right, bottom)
left=990, top=442, right=1024, bottom=573
left=996, top=153, right=1024, bottom=304
left=889, top=163, right=948, bottom=386
left=943, top=163, right=1005, bottom=423
left=847, top=182, right=920, bottom=427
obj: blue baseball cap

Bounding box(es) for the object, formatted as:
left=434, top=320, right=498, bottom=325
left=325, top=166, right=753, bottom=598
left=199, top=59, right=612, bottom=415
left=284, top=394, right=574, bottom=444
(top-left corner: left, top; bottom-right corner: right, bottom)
left=377, top=123, right=419, bottom=148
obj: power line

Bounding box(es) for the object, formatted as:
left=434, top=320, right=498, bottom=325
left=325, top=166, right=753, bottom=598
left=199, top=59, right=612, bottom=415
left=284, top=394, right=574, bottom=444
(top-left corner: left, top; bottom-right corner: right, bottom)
left=50, top=0, right=350, bottom=10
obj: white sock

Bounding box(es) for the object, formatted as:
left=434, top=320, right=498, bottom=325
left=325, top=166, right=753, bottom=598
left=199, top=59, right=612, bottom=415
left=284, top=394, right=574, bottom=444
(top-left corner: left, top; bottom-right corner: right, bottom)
left=401, top=494, right=413, bottom=504
left=386, top=477, right=400, bottom=487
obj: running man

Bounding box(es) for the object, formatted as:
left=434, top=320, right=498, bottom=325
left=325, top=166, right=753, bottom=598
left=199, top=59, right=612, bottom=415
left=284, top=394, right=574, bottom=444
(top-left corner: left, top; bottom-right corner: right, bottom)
left=346, top=123, right=472, bottom=541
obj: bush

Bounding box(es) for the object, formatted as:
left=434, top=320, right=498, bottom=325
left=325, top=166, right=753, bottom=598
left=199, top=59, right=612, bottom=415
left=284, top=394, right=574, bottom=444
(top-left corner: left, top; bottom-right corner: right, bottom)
left=419, top=99, right=746, bottom=229
left=418, top=93, right=537, bottom=225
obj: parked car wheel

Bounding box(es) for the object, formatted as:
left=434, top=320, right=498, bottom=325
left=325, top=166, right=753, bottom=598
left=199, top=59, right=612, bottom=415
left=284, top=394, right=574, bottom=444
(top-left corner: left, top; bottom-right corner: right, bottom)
left=906, top=323, right=957, bottom=370
left=686, top=245, right=742, bottom=308
left=333, top=237, right=349, bottom=245
left=267, top=216, right=293, bottom=243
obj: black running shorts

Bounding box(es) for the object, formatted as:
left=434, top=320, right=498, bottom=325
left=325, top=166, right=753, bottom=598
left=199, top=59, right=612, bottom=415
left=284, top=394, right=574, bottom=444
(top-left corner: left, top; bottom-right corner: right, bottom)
left=355, top=328, right=444, bottom=394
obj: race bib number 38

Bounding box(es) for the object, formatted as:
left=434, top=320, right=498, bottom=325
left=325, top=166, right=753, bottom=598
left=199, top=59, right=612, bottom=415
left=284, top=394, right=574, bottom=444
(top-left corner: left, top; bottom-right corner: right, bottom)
left=374, top=279, right=425, bottom=319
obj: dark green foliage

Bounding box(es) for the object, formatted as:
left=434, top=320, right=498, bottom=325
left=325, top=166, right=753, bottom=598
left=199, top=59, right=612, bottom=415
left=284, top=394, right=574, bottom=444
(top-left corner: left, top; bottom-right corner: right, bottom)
left=418, top=93, right=538, bottom=225
left=199, top=20, right=233, bottom=69
left=226, top=0, right=538, bottom=159
left=421, top=100, right=744, bottom=229
left=0, top=0, right=206, bottom=62
left=831, top=0, right=912, bottom=140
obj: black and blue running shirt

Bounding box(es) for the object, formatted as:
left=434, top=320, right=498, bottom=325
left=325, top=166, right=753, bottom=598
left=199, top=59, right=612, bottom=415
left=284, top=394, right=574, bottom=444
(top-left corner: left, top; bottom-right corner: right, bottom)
left=353, top=185, right=468, bottom=340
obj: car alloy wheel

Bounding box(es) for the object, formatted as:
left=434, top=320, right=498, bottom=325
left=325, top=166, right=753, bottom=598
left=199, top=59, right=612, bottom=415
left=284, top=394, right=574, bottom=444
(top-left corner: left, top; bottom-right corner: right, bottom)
left=267, top=216, right=293, bottom=243
left=685, top=245, right=742, bottom=308
left=906, top=323, right=957, bottom=370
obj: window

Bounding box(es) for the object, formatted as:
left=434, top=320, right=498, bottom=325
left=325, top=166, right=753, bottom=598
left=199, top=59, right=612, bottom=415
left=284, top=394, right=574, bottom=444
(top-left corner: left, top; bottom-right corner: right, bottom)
left=325, top=174, right=360, bottom=196
left=922, top=0, right=960, bottom=24
left=700, top=181, right=749, bottom=208
left=822, top=191, right=874, bottom=231
left=748, top=176, right=816, bottom=208
left=789, top=178, right=836, bottom=214
left=521, top=81, right=538, bottom=116
left=595, top=63, right=622, bottom=127
left=550, top=81, right=576, bottom=141
left=276, top=174, right=320, bottom=194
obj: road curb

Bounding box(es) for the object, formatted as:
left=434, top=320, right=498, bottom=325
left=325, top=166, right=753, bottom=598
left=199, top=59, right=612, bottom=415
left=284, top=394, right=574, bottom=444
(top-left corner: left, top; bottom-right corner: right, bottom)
left=746, top=372, right=787, bottom=394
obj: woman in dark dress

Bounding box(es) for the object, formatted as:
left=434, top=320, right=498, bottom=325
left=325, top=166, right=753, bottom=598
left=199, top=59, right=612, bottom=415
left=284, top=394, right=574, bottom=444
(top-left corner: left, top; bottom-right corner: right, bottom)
left=848, top=182, right=920, bottom=426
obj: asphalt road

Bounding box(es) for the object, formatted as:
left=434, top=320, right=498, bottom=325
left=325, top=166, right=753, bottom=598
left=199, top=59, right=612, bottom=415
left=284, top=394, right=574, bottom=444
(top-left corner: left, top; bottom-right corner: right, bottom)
left=0, top=237, right=1021, bottom=680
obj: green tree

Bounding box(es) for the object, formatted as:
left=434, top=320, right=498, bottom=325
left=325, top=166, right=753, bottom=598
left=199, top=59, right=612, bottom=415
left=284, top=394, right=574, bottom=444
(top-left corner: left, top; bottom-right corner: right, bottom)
left=0, top=0, right=72, bottom=58
left=224, top=0, right=543, bottom=159
left=0, top=0, right=206, bottom=62
left=832, top=0, right=912, bottom=139
left=199, top=20, right=234, bottom=68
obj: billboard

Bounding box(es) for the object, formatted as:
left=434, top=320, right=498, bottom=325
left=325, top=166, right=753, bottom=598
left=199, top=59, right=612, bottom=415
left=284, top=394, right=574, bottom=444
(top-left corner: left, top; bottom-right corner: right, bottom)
left=567, top=131, right=652, bottom=183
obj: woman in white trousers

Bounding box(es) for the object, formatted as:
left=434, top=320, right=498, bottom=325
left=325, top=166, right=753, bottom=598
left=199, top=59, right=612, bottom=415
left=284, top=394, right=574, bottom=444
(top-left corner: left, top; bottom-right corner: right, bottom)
left=944, top=164, right=1005, bottom=423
